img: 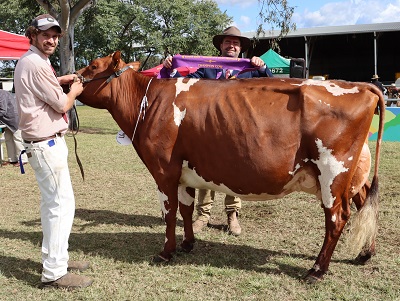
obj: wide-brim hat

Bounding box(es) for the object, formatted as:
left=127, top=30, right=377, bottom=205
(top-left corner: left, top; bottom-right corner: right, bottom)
left=31, top=14, right=61, bottom=33
left=371, top=74, right=379, bottom=79
left=212, top=26, right=251, bottom=53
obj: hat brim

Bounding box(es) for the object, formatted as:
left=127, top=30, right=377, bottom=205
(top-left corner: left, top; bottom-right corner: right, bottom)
left=213, top=34, right=251, bottom=53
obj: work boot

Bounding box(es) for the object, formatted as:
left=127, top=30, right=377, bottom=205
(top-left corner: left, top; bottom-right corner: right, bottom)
left=41, top=272, right=93, bottom=290
left=227, top=211, right=241, bottom=236
left=67, top=260, right=90, bottom=272
left=192, top=218, right=208, bottom=234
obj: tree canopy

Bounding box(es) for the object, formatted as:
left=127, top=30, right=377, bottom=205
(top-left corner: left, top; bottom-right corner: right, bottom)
left=0, top=0, right=295, bottom=73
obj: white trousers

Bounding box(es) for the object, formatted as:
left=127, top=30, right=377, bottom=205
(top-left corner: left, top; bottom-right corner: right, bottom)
left=4, top=129, right=27, bottom=163
left=24, top=135, right=75, bottom=282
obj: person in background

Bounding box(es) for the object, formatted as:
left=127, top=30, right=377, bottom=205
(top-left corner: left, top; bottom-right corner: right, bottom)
left=0, top=89, right=27, bottom=166
left=13, top=14, right=93, bottom=290
left=371, top=74, right=385, bottom=93
left=163, top=26, right=273, bottom=236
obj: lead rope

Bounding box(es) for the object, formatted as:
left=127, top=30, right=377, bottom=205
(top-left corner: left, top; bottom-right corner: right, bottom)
left=69, top=105, right=85, bottom=180
left=132, top=78, right=153, bottom=142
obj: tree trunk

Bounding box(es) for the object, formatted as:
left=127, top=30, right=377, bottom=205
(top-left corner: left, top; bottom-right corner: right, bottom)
left=59, top=26, right=75, bottom=75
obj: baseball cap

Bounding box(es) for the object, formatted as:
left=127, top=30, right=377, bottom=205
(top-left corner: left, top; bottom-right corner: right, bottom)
left=31, top=14, right=61, bottom=33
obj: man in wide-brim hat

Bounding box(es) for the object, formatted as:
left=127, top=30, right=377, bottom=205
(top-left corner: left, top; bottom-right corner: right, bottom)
left=212, top=26, right=252, bottom=54
left=371, top=74, right=384, bottom=93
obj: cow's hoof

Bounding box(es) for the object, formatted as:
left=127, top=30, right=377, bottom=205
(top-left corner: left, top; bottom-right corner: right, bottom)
left=353, top=252, right=373, bottom=265
left=152, top=253, right=172, bottom=264
left=179, top=240, right=195, bottom=253
left=302, top=269, right=324, bottom=284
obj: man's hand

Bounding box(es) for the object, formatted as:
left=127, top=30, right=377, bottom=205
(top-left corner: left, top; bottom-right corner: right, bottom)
left=58, top=74, right=79, bottom=85
left=250, top=56, right=265, bottom=67
left=163, top=56, right=173, bottom=69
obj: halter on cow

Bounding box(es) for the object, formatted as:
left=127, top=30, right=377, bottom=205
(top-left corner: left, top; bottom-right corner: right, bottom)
left=76, top=51, right=385, bottom=283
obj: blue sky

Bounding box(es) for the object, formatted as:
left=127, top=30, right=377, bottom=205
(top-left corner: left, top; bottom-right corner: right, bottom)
left=216, top=0, right=400, bottom=32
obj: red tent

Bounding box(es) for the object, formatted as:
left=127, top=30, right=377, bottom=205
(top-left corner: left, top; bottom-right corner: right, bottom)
left=141, top=64, right=198, bottom=77
left=0, top=30, right=30, bottom=60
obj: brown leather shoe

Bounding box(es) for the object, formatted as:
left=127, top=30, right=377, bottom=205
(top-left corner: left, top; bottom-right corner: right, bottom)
left=227, top=211, right=241, bottom=236
left=192, top=219, right=208, bottom=234
left=41, top=272, right=93, bottom=290
left=67, top=260, right=90, bottom=272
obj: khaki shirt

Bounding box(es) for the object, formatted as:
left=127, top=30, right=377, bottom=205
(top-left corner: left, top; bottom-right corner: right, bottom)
left=14, top=45, right=68, bottom=140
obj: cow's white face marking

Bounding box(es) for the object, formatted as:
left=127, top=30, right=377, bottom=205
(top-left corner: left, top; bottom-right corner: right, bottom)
left=292, top=79, right=359, bottom=96
left=175, top=78, right=199, bottom=97
left=178, top=185, right=194, bottom=206
left=348, top=156, right=353, bottom=161
left=173, top=102, right=186, bottom=126
left=158, top=190, right=170, bottom=217
left=331, top=214, right=337, bottom=222
left=311, top=138, right=349, bottom=208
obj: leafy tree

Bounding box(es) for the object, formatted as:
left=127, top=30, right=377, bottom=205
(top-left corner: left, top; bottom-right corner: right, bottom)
left=257, top=0, right=296, bottom=52
left=1, top=0, right=295, bottom=72
left=74, top=0, right=231, bottom=69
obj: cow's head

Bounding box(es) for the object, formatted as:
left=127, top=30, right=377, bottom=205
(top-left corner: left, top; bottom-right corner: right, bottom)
left=76, top=51, right=140, bottom=109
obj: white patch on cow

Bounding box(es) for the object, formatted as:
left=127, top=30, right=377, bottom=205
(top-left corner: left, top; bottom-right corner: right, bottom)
left=158, top=190, right=170, bottom=218
left=292, top=79, right=359, bottom=96
left=173, top=102, right=186, bottom=126
left=303, top=158, right=309, bottom=163
left=180, top=161, right=319, bottom=202
left=289, top=163, right=301, bottom=176
left=313, top=264, right=321, bottom=272
left=311, top=139, right=349, bottom=209
left=332, top=214, right=337, bottom=222
left=178, top=185, right=194, bottom=206
left=175, top=78, right=199, bottom=97
left=348, top=156, right=353, bottom=161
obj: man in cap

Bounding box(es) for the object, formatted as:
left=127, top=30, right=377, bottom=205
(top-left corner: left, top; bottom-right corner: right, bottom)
left=163, top=26, right=273, bottom=236
left=14, top=14, right=93, bottom=290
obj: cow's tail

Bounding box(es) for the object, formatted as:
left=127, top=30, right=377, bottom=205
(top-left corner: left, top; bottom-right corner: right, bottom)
left=348, top=89, right=385, bottom=256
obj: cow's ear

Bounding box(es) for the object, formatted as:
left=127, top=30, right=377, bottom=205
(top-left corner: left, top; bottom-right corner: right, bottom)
left=112, top=51, right=121, bottom=70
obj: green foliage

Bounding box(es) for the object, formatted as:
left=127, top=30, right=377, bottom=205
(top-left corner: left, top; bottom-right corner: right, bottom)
left=1, top=0, right=230, bottom=71
left=74, top=0, right=230, bottom=69
left=257, top=0, right=296, bottom=52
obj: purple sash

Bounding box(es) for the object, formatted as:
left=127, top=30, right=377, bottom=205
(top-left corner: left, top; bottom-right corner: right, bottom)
left=158, top=54, right=259, bottom=78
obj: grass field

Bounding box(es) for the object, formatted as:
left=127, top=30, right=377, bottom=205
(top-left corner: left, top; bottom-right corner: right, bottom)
left=1, top=106, right=399, bottom=301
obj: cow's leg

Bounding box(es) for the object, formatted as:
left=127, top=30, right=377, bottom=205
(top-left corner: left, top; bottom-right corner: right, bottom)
left=178, top=186, right=195, bottom=253
left=304, top=196, right=351, bottom=283
left=352, top=180, right=371, bottom=210
left=155, top=189, right=178, bottom=262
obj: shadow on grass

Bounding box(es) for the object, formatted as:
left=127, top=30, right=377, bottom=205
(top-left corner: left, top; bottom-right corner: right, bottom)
left=0, top=208, right=358, bottom=283
left=21, top=209, right=164, bottom=229
left=0, top=228, right=312, bottom=281
left=0, top=255, right=42, bottom=288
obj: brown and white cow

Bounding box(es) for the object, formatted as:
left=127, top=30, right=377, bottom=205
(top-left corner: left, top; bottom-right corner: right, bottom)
left=76, top=51, right=385, bottom=282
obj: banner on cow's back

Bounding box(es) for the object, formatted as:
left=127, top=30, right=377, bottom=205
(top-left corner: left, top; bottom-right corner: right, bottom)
left=116, top=130, right=131, bottom=145
left=158, top=54, right=259, bottom=78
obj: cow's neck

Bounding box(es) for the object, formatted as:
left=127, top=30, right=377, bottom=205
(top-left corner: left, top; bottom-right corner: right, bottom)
left=108, top=73, right=153, bottom=142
